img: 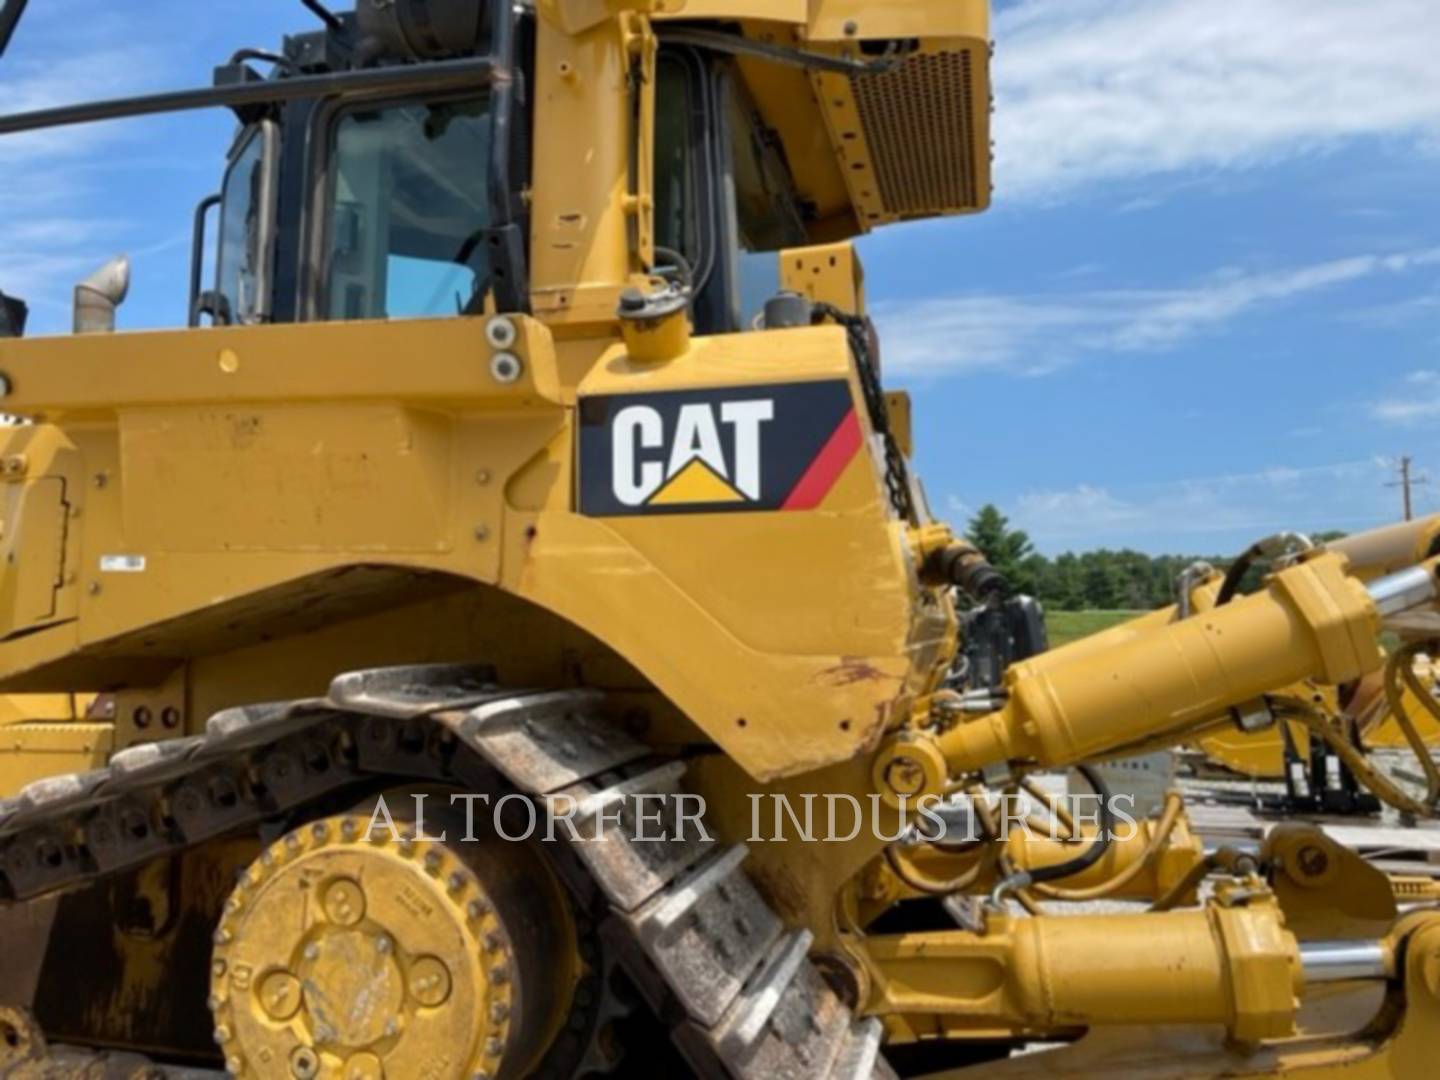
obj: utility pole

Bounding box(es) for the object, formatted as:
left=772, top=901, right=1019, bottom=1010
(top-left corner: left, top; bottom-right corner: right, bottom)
left=1387, top=456, right=1430, bottom=522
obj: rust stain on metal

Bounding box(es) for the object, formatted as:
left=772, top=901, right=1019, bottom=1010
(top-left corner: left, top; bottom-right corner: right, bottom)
left=816, top=657, right=901, bottom=689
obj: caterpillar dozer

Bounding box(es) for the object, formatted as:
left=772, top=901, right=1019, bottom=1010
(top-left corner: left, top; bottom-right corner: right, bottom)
left=2, top=2, right=1440, bottom=1078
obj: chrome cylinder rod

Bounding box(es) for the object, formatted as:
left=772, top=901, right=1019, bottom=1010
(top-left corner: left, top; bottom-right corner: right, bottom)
left=1300, top=941, right=1391, bottom=984
left=1368, top=561, right=1440, bottom=618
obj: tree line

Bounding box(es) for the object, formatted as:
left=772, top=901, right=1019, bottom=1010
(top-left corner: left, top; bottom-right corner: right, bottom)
left=963, top=504, right=1344, bottom=612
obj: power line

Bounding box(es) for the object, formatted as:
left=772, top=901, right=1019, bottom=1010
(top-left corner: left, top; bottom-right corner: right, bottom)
left=1386, top=456, right=1430, bottom=522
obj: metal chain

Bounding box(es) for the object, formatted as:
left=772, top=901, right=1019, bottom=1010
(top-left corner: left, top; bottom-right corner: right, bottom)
left=814, top=304, right=917, bottom=524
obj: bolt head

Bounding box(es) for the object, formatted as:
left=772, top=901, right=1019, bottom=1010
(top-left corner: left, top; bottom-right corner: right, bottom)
left=408, top=956, right=453, bottom=1008
left=885, top=756, right=927, bottom=797
left=485, top=317, right=518, bottom=350
left=259, top=971, right=303, bottom=1021
left=290, top=1047, right=321, bottom=1080
left=490, top=352, right=524, bottom=385
left=1296, top=845, right=1330, bottom=878
left=323, top=878, right=366, bottom=927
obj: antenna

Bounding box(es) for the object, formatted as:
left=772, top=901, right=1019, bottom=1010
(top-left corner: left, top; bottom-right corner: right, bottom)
left=300, top=0, right=344, bottom=33
left=0, top=0, right=31, bottom=60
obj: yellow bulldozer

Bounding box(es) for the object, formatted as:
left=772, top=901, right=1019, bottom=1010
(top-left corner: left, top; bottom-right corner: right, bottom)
left=1, top=1, right=1440, bottom=1078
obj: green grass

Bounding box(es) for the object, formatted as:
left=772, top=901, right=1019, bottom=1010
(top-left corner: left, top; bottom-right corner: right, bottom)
left=1045, top=610, right=1144, bottom=648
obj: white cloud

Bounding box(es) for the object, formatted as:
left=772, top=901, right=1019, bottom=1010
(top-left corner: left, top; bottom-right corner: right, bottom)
left=995, top=0, right=1440, bottom=201
left=0, top=11, right=172, bottom=314
left=877, top=247, right=1440, bottom=377
left=1372, top=371, right=1440, bottom=425
left=1008, top=458, right=1396, bottom=551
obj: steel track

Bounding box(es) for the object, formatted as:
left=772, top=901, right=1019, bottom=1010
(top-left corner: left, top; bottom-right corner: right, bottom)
left=0, top=665, right=893, bottom=1080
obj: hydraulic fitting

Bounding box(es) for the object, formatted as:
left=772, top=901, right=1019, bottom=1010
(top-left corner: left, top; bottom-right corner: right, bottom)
left=891, top=806, right=1206, bottom=904
left=922, top=537, right=1011, bottom=600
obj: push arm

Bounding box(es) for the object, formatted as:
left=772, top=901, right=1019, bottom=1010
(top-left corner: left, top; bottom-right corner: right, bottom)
left=936, top=552, right=1440, bottom=776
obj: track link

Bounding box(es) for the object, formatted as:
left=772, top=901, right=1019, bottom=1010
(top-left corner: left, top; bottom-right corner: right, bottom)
left=0, top=665, right=893, bottom=1080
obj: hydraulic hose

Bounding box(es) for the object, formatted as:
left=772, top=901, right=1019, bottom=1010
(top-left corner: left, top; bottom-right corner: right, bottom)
left=1147, top=845, right=1262, bottom=913
left=1018, top=766, right=1115, bottom=885
left=651, top=245, right=695, bottom=293
left=1018, top=777, right=1076, bottom=838
left=1216, top=542, right=1264, bottom=607
left=229, top=48, right=298, bottom=73
left=885, top=839, right=993, bottom=897
left=1150, top=855, right=1220, bottom=913
left=1032, top=790, right=1185, bottom=902
left=1216, top=532, right=1315, bottom=606
left=1383, top=644, right=1440, bottom=802
left=929, top=540, right=1012, bottom=602
left=1279, top=698, right=1436, bottom=819
left=990, top=767, right=1116, bottom=906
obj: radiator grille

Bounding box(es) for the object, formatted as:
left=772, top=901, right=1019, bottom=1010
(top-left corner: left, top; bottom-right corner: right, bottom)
left=850, top=49, right=983, bottom=217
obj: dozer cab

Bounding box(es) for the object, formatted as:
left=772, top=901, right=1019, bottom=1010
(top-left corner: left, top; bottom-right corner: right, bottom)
left=2, top=2, right=1440, bottom=1078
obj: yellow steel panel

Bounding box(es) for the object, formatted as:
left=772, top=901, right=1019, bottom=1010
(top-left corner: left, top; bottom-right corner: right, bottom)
left=529, top=18, right=640, bottom=322
left=0, top=693, right=80, bottom=726
left=120, top=406, right=454, bottom=555
left=0, top=477, right=66, bottom=634
left=0, top=317, right=563, bottom=414
left=655, top=1, right=807, bottom=22
left=0, top=721, right=112, bottom=798
left=804, top=0, right=990, bottom=42
left=780, top=242, right=868, bottom=315
left=0, top=315, right=930, bottom=781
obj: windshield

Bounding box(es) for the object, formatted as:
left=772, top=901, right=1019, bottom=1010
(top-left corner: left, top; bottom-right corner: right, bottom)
left=325, top=96, right=493, bottom=321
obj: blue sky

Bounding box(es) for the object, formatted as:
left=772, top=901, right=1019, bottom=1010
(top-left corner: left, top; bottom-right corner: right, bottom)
left=3, top=0, right=1438, bottom=556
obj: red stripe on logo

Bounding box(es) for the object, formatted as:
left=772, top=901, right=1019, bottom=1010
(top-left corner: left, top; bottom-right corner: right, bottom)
left=782, top=409, right=863, bottom=511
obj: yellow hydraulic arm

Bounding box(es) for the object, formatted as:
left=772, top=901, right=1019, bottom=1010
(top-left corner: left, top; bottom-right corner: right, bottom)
left=934, top=551, right=1438, bottom=779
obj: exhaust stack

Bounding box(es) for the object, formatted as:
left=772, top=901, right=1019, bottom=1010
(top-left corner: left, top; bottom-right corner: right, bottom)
left=0, top=290, right=26, bottom=337
left=74, top=255, right=130, bottom=334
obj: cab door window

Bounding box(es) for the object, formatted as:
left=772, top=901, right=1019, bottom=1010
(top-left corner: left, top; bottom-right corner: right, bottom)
left=324, top=96, right=493, bottom=321
left=215, top=122, right=279, bottom=325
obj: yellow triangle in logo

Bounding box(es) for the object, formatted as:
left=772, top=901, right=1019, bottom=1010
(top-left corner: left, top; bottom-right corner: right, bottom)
left=649, top=458, right=746, bottom=506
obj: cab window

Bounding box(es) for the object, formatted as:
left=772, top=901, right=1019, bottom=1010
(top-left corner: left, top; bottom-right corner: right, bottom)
left=215, top=122, right=279, bottom=325
left=653, top=52, right=808, bottom=333
left=728, top=80, right=809, bottom=328
left=325, top=96, right=492, bottom=321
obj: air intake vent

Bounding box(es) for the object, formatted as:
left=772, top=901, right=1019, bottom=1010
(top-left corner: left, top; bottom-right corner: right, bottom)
left=849, top=48, right=986, bottom=219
